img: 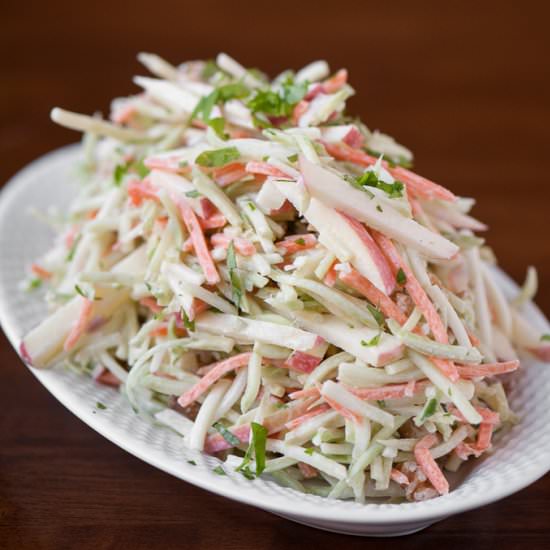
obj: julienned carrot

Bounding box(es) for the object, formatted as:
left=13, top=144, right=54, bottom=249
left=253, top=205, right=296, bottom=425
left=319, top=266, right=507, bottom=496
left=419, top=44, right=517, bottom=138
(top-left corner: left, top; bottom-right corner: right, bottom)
left=177, top=352, right=252, bottom=408
left=245, top=161, right=290, bottom=178
left=323, top=395, right=362, bottom=423
left=323, top=262, right=338, bottom=287
left=199, top=212, right=227, bottom=230
left=455, top=360, right=519, bottom=378
left=31, top=263, right=53, bottom=279
left=285, top=404, right=331, bottom=431
left=414, top=435, right=449, bottom=495
left=210, top=233, right=256, bottom=256
left=338, top=267, right=406, bottom=324
left=175, top=197, right=220, bottom=285
left=127, top=179, right=161, bottom=206
left=347, top=380, right=429, bottom=401
left=211, top=162, right=247, bottom=187
left=372, top=230, right=459, bottom=380
left=276, top=233, right=317, bottom=254
left=322, top=141, right=457, bottom=202
left=139, top=297, right=163, bottom=313
left=63, top=298, right=94, bottom=352
left=372, top=230, right=448, bottom=343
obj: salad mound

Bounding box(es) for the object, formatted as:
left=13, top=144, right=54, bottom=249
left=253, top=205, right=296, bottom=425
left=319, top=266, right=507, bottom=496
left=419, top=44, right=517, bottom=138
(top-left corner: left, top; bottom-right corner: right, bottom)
left=21, top=52, right=550, bottom=502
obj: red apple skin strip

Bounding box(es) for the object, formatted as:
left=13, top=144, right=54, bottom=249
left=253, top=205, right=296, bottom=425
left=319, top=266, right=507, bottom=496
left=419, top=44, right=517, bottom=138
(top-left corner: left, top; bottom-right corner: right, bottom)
left=63, top=299, right=94, bottom=352
left=414, top=435, right=449, bottom=495
left=322, top=141, right=456, bottom=202
left=177, top=352, right=252, bottom=408
left=338, top=212, right=396, bottom=295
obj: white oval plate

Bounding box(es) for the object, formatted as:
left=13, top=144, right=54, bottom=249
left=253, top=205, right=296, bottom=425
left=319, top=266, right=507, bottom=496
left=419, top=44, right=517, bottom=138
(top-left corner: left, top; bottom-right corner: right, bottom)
left=1, top=144, right=549, bottom=537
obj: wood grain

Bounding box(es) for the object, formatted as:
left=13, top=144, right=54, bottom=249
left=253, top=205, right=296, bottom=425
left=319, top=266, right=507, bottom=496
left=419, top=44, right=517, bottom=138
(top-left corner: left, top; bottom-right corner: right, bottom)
left=1, top=1, right=549, bottom=548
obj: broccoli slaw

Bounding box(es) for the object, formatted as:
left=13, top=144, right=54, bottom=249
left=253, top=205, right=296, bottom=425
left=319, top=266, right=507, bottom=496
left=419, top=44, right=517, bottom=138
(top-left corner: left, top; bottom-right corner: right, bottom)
left=20, top=52, right=550, bottom=503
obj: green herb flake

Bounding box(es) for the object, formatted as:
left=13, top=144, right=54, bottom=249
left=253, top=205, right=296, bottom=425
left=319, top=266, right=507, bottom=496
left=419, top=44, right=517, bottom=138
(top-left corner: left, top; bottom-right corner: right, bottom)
left=66, top=234, right=81, bottom=262
left=201, top=60, right=219, bottom=80
left=287, top=153, right=299, bottom=163
left=96, top=402, right=107, bottom=410
left=248, top=202, right=256, bottom=211
left=187, top=460, right=197, bottom=466
left=195, top=147, right=240, bottom=168
left=396, top=268, right=407, bottom=285
left=208, top=117, right=228, bottom=140
left=113, top=163, right=128, bottom=186
left=376, top=205, right=383, bottom=212
left=304, top=447, right=315, bottom=456
left=236, top=422, right=268, bottom=478
left=227, top=240, right=243, bottom=311
left=27, top=278, right=43, bottom=291
left=185, top=190, right=201, bottom=198
left=74, top=284, right=87, bottom=299
left=294, top=238, right=306, bottom=246
left=367, top=304, right=385, bottom=327
left=420, top=398, right=438, bottom=422
left=541, top=334, right=550, bottom=342
left=213, top=422, right=241, bottom=447
left=180, top=309, right=195, bottom=332
left=361, top=333, right=381, bottom=347
left=377, top=400, right=386, bottom=408
left=347, top=170, right=405, bottom=199
left=213, top=465, right=226, bottom=476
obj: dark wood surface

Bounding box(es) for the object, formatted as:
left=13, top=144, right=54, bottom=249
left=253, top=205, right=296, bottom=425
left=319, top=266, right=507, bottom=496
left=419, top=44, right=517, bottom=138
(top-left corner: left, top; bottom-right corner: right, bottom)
left=1, top=1, right=549, bottom=548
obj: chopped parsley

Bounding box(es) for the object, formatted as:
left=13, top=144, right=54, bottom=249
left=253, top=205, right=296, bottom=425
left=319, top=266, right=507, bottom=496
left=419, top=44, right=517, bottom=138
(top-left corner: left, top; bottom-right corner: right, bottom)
left=367, top=304, right=385, bottom=327
left=201, top=60, right=220, bottom=80
left=213, top=465, right=226, bottom=476
left=294, top=238, right=306, bottom=246
left=346, top=170, right=404, bottom=199
left=180, top=309, right=195, bottom=332
left=113, top=163, right=128, bottom=186
left=113, top=158, right=150, bottom=186
left=396, top=268, right=407, bottom=285
left=213, top=422, right=241, bottom=447
left=207, top=116, right=228, bottom=140
left=65, top=234, right=81, bottom=262
left=96, top=401, right=107, bottom=410
left=185, top=190, right=200, bottom=198
left=190, top=83, right=250, bottom=125
left=195, top=147, right=240, bottom=168
left=377, top=400, right=386, bottom=408
left=541, top=334, right=550, bottom=342
left=74, top=284, right=88, bottom=299
left=187, top=460, right=197, bottom=466
left=227, top=241, right=243, bottom=311
left=419, top=398, right=438, bottom=422
left=247, top=77, right=308, bottom=127
left=376, top=205, right=383, bottom=212
left=236, top=422, right=268, bottom=479
left=287, top=153, right=299, bottom=163
left=361, top=333, right=381, bottom=347
left=27, top=278, right=42, bottom=291
left=304, top=447, right=315, bottom=456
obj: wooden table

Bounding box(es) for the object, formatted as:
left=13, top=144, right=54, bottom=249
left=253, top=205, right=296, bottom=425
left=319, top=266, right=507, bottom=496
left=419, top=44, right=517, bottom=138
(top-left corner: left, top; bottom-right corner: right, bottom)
left=1, top=1, right=549, bottom=548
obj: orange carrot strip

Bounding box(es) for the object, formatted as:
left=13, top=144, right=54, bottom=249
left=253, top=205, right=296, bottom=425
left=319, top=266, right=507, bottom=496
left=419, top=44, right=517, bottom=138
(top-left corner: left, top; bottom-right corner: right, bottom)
left=245, top=161, right=290, bottom=178
left=31, top=264, right=53, bottom=280
left=323, top=262, right=338, bottom=287
left=322, top=141, right=456, bottom=202
left=285, top=404, right=331, bottom=431
left=211, top=162, right=247, bottom=187
left=176, top=198, right=220, bottom=285
left=63, top=298, right=94, bottom=352
left=323, top=395, right=362, bottom=423
left=210, top=233, right=256, bottom=256
left=455, top=360, right=519, bottom=378
left=127, top=179, right=160, bottom=206
left=276, top=233, right=317, bottom=254
left=449, top=406, right=500, bottom=425
left=292, top=99, right=310, bottom=124
left=338, top=267, right=406, bottom=324
left=414, top=434, right=449, bottom=495
left=347, top=380, right=429, bottom=401
left=177, top=352, right=252, bottom=408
